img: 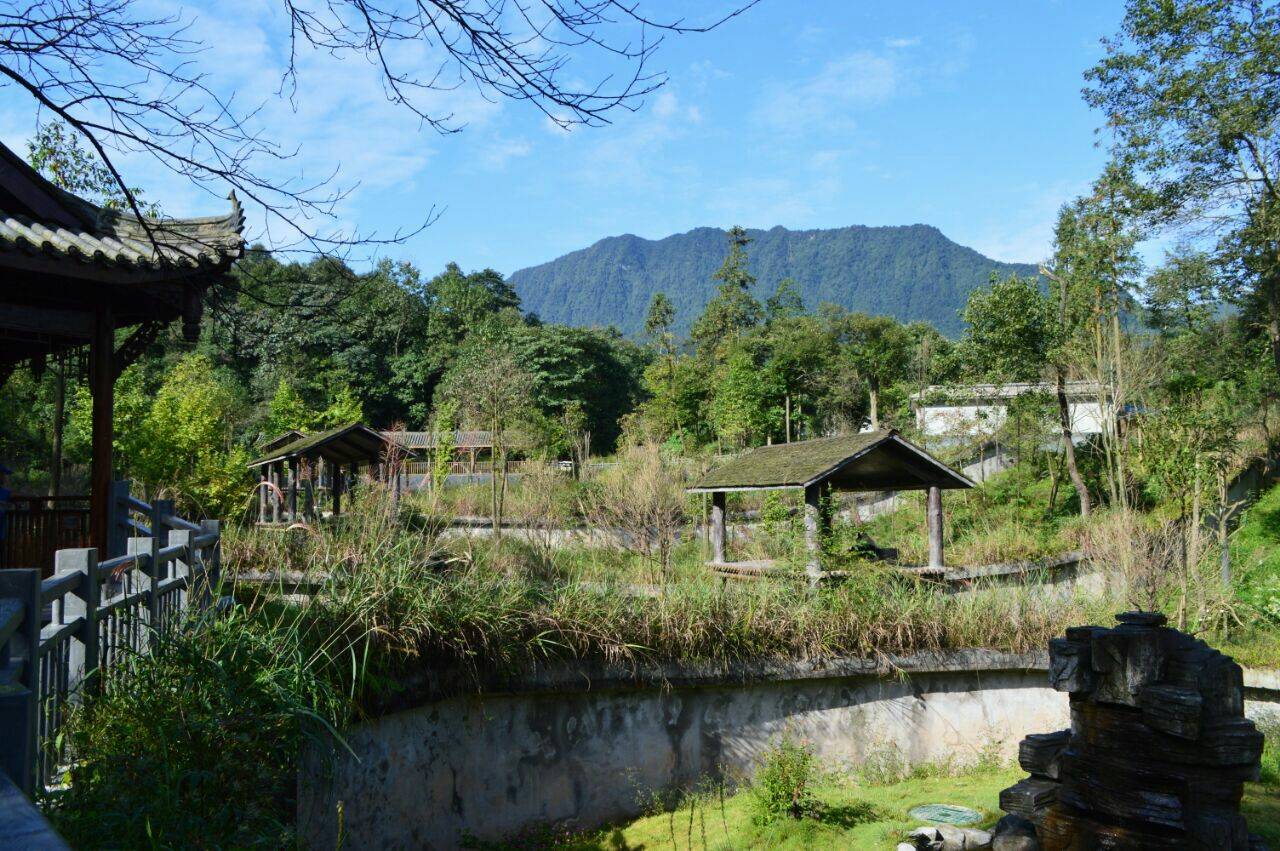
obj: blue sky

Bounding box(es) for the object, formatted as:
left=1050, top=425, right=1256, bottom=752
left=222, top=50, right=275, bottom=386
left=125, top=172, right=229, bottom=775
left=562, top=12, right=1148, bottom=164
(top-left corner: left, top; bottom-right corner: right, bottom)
left=1, top=1, right=1129, bottom=276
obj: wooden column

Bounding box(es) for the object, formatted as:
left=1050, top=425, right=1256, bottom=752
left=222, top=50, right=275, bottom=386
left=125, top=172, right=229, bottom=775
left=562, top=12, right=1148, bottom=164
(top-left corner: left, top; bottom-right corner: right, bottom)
left=258, top=471, right=268, bottom=523
left=803, top=483, right=823, bottom=586
left=332, top=465, right=343, bottom=516
left=710, top=491, right=726, bottom=564
left=927, top=485, right=944, bottom=569
left=89, top=306, right=113, bottom=555
left=270, top=463, right=281, bottom=523
left=287, top=459, right=299, bottom=521
left=303, top=474, right=315, bottom=521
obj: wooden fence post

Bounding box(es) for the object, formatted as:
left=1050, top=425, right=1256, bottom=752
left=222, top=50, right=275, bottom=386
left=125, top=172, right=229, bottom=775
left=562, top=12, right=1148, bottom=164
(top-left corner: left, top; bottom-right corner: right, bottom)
left=56, top=549, right=98, bottom=697
left=126, top=536, right=149, bottom=655
left=0, top=569, right=39, bottom=794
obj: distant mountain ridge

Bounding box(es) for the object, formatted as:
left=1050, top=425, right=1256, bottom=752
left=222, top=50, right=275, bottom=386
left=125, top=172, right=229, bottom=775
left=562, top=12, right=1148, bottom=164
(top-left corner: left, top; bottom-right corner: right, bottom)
left=508, top=224, right=1037, bottom=337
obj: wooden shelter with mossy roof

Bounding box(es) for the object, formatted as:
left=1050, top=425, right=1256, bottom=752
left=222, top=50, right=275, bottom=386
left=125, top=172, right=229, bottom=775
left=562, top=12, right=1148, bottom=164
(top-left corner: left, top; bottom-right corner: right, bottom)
left=688, top=430, right=974, bottom=584
left=248, top=423, right=411, bottom=523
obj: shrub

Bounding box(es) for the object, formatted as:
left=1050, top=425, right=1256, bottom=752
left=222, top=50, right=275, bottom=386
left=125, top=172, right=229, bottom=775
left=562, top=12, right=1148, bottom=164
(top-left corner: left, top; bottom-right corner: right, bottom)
left=47, top=609, right=347, bottom=849
left=750, top=734, right=821, bottom=824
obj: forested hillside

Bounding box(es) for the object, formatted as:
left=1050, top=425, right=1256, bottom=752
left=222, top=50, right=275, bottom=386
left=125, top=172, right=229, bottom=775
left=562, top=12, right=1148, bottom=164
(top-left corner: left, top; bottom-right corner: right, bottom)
left=509, top=224, right=1037, bottom=336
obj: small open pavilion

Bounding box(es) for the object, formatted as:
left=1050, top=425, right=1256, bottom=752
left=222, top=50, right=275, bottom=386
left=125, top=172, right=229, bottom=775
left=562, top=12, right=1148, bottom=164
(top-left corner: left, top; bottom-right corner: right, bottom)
left=688, top=430, right=974, bottom=584
left=248, top=423, right=410, bottom=523
left=0, top=141, right=244, bottom=560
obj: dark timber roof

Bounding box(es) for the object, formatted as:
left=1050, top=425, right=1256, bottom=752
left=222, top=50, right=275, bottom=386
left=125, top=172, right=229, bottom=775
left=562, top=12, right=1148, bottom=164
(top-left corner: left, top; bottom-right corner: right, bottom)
left=258, top=430, right=306, bottom=454
left=385, top=430, right=530, bottom=450
left=688, top=430, right=974, bottom=493
left=0, top=140, right=245, bottom=368
left=249, top=423, right=409, bottom=468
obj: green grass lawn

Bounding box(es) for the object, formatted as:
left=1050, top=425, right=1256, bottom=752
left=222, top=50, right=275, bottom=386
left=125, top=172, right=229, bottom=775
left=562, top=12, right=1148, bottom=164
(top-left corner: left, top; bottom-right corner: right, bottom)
left=491, top=764, right=1280, bottom=851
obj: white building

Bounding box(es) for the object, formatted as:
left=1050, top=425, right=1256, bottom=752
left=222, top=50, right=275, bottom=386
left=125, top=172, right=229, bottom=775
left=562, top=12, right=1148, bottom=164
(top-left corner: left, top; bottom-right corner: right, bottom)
left=910, top=381, right=1112, bottom=442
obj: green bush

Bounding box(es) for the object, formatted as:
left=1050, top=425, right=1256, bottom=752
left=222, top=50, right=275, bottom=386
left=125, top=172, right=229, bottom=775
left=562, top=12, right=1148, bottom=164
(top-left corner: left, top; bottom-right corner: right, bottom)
left=47, top=609, right=346, bottom=849
left=750, top=734, right=821, bottom=824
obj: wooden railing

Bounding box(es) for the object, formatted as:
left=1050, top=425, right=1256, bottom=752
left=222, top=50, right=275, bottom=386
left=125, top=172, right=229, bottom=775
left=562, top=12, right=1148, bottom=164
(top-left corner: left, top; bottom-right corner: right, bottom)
left=403, top=459, right=561, bottom=477
left=0, top=496, right=90, bottom=575
left=0, top=483, right=221, bottom=799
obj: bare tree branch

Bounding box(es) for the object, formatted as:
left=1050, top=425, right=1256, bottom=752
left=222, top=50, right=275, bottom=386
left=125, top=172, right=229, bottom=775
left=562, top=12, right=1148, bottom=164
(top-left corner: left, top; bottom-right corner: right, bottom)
left=1, top=0, right=756, bottom=262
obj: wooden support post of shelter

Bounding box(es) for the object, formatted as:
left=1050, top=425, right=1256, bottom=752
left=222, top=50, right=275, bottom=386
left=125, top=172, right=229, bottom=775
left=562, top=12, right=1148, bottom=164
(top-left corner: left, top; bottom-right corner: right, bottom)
left=89, top=306, right=113, bottom=555
left=803, top=483, right=823, bottom=586
left=332, top=464, right=342, bottom=516
left=287, top=459, right=299, bottom=521
left=688, top=430, right=973, bottom=583
left=710, top=491, right=726, bottom=564
left=927, top=485, right=944, bottom=569
left=0, top=141, right=244, bottom=558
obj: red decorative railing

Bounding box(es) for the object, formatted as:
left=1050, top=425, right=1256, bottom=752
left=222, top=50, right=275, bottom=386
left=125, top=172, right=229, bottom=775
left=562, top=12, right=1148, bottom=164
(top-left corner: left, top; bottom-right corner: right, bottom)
left=0, top=496, right=90, bottom=576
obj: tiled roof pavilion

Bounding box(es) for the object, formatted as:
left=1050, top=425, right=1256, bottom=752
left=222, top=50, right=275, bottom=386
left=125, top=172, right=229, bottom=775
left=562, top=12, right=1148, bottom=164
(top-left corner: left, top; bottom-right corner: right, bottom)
left=0, top=140, right=245, bottom=369
left=0, top=139, right=245, bottom=553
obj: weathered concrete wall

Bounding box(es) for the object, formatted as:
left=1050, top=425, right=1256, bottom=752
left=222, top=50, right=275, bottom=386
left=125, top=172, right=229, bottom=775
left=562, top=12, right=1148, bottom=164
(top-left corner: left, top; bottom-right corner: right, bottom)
left=298, top=651, right=1069, bottom=850
left=298, top=653, right=1280, bottom=851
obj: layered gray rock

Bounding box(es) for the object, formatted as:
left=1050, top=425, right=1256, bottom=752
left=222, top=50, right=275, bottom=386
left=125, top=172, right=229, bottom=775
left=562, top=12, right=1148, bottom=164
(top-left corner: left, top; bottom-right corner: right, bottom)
left=999, top=612, right=1268, bottom=850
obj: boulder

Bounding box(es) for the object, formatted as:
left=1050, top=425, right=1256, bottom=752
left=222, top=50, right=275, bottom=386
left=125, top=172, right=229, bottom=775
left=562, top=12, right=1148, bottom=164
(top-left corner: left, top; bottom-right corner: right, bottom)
left=998, top=613, right=1268, bottom=850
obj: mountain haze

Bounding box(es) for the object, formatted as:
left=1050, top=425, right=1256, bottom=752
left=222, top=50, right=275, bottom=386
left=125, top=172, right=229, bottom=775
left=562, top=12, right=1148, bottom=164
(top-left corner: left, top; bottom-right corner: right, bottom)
left=509, top=225, right=1038, bottom=337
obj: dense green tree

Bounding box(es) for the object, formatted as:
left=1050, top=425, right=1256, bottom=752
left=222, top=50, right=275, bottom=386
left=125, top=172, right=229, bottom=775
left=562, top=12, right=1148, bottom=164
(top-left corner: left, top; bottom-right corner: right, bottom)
left=829, top=311, right=912, bottom=430
left=690, top=226, right=762, bottom=360
left=960, top=274, right=1054, bottom=383
left=1087, top=0, right=1280, bottom=375
left=436, top=340, right=536, bottom=549
left=765, top=278, right=805, bottom=322
left=764, top=314, right=834, bottom=442
left=1145, top=246, right=1220, bottom=336
left=510, top=324, right=645, bottom=451
left=67, top=355, right=251, bottom=517
left=710, top=342, right=780, bottom=448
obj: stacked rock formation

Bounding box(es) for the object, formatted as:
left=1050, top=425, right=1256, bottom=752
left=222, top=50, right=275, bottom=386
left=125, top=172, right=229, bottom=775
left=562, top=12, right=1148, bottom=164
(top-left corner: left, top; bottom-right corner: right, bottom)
left=998, top=612, right=1267, bottom=850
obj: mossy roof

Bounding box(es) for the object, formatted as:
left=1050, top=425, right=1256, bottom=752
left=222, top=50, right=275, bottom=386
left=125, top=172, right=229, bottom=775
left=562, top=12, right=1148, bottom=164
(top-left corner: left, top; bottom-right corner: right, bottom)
left=248, top=423, right=407, bottom=468
left=688, top=430, right=973, bottom=492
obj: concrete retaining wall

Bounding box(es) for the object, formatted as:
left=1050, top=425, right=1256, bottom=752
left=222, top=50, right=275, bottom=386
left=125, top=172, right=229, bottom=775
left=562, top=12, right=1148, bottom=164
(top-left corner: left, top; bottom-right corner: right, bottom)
left=297, top=653, right=1280, bottom=851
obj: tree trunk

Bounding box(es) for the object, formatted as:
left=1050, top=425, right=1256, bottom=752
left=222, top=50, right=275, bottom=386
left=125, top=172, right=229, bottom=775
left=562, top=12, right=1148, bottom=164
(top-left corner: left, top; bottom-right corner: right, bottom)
left=48, top=357, right=65, bottom=498
left=1219, top=472, right=1232, bottom=589
left=1269, top=276, right=1280, bottom=380
left=784, top=393, right=792, bottom=443
left=868, top=379, right=879, bottom=430
left=1057, top=370, right=1091, bottom=517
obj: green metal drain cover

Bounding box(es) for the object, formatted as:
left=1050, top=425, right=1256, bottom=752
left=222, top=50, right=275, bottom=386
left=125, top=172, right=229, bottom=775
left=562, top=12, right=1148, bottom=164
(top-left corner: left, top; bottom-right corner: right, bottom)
left=907, top=803, right=983, bottom=825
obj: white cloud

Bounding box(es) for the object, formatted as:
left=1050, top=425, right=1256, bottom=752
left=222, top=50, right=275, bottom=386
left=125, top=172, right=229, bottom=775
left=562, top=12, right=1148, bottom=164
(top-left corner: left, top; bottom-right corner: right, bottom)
left=885, top=37, right=921, bottom=49
left=482, top=137, right=533, bottom=169
left=753, top=52, right=900, bottom=131
left=964, top=180, right=1085, bottom=264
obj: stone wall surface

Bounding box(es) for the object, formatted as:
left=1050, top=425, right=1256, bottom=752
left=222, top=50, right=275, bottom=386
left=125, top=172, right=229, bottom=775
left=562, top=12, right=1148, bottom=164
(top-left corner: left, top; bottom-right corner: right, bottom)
left=297, top=651, right=1280, bottom=851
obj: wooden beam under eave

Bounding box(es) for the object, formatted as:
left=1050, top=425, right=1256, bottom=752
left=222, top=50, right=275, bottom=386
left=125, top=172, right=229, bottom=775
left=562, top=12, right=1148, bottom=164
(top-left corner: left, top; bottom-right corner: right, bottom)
left=0, top=304, right=94, bottom=338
